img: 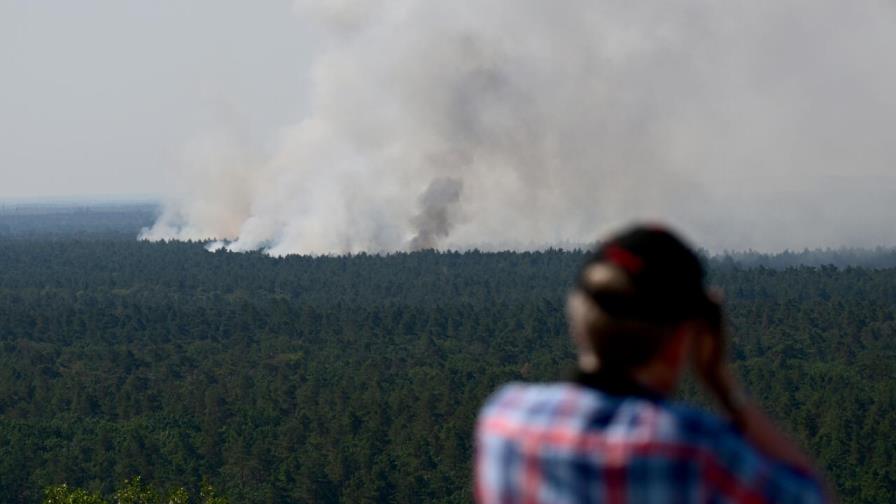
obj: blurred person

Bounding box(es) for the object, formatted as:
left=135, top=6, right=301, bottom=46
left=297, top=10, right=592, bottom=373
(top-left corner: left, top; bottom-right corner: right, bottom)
left=475, top=225, right=827, bottom=503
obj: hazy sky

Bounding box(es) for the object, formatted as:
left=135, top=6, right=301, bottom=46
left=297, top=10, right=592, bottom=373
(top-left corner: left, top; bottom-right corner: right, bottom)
left=1, top=0, right=311, bottom=201
left=4, top=1, right=896, bottom=252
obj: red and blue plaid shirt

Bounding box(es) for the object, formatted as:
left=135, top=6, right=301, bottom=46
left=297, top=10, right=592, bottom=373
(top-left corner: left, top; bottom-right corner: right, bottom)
left=475, top=376, right=825, bottom=503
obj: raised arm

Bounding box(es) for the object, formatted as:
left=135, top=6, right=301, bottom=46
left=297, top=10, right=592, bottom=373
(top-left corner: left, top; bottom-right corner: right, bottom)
left=692, top=299, right=817, bottom=473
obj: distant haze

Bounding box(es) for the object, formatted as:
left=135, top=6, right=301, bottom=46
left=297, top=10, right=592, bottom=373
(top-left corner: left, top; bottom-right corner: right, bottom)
left=5, top=2, right=895, bottom=253
left=1, top=1, right=311, bottom=203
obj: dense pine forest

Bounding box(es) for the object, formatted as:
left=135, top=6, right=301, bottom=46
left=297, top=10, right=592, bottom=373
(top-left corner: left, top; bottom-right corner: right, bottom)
left=0, top=208, right=894, bottom=502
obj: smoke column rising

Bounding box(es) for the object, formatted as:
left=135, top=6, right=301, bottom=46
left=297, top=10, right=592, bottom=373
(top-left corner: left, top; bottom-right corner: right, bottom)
left=141, top=0, right=896, bottom=254
left=409, top=177, right=464, bottom=250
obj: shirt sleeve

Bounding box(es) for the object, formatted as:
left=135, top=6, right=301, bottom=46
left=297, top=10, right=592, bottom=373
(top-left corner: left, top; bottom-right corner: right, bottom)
left=759, top=460, right=827, bottom=504
left=706, top=420, right=828, bottom=503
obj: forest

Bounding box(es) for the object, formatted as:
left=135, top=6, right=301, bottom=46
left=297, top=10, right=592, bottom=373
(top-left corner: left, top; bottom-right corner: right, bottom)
left=0, top=209, right=894, bottom=503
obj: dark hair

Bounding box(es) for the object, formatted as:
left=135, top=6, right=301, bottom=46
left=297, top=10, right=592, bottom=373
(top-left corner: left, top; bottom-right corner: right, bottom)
left=575, top=225, right=719, bottom=370
left=583, top=296, right=679, bottom=372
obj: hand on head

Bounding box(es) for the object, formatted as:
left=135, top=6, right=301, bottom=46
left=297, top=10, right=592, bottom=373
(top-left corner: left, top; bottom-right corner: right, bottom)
left=690, top=293, right=726, bottom=386
left=688, top=293, right=747, bottom=417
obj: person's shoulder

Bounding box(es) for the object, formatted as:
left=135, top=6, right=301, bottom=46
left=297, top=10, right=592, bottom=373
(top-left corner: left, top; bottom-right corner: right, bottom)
left=480, top=382, right=732, bottom=446
left=480, top=382, right=730, bottom=435
left=659, top=400, right=736, bottom=441
left=479, top=381, right=580, bottom=411
left=654, top=400, right=766, bottom=461
left=477, top=381, right=600, bottom=425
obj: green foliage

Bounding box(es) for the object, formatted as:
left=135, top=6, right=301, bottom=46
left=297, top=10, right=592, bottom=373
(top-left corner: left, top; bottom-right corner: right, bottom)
left=113, top=477, right=158, bottom=504
left=43, top=484, right=105, bottom=504
left=1, top=236, right=895, bottom=503
left=199, top=481, right=228, bottom=504
left=41, top=478, right=223, bottom=504
left=166, top=487, right=190, bottom=504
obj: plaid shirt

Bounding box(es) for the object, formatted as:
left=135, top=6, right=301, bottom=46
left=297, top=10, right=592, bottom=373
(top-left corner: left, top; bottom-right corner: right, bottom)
left=475, top=378, right=825, bottom=504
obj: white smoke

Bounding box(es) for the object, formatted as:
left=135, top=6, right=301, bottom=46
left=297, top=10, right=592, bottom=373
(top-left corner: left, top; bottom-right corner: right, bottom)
left=141, top=0, right=896, bottom=254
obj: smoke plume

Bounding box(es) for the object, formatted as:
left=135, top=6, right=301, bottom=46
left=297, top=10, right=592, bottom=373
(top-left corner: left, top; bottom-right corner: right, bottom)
left=409, top=177, right=464, bottom=250
left=141, top=0, right=896, bottom=254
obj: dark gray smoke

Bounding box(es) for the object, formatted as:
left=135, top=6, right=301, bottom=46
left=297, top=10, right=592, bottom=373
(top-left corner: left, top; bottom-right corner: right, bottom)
left=141, top=0, right=896, bottom=254
left=409, top=177, right=464, bottom=250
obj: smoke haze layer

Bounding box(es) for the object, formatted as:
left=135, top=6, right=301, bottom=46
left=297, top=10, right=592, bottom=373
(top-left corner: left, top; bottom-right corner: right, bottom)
left=141, top=0, right=896, bottom=254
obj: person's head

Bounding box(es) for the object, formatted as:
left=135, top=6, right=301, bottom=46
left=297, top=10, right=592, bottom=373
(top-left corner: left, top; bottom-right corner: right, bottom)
left=566, top=225, right=721, bottom=394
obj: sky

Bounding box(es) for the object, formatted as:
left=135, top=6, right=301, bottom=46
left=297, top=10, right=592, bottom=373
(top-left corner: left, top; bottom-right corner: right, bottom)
left=3, top=1, right=896, bottom=252
left=0, top=0, right=311, bottom=201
